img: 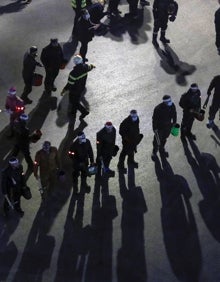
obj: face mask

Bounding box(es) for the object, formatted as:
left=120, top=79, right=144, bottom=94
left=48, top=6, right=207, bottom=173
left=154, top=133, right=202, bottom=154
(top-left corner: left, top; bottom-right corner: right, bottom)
left=166, top=101, right=173, bottom=107
left=43, top=142, right=51, bottom=153
left=83, top=13, right=90, bottom=20
left=130, top=114, right=138, bottom=121
left=78, top=134, right=86, bottom=143
left=105, top=125, right=113, bottom=133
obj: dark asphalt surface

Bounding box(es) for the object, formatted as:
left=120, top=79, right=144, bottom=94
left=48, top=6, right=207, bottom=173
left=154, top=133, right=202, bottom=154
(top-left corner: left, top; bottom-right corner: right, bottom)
left=0, top=0, right=220, bottom=281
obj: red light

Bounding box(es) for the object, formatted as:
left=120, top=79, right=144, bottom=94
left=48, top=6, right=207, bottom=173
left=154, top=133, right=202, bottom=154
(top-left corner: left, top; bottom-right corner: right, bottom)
left=68, top=151, right=75, bottom=155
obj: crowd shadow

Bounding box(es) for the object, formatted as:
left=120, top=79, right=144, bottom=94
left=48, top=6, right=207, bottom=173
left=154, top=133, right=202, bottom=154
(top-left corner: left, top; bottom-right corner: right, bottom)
left=103, top=7, right=151, bottom=44
left=183, top=139, right=220, bottom=242
left=117, top=165, right=147, bottom=282
left=0, top=0, right=27, bottom=15
left=154, top=156, right=202, bottom=282
left=0, top=215, right=20, bottom=281
left=155, top=44, right=196, bottom=86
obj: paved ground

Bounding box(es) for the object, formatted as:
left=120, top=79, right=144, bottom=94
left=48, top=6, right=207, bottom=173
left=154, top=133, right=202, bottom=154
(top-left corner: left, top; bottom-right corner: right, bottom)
left=0, top=0, right=220, bottom=281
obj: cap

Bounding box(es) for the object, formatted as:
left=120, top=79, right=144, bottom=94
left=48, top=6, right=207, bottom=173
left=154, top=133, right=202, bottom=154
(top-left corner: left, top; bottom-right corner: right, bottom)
left=30, top=46, right=38, bottom=54
left=20, top=113, right=29, bottom=121
left=50, top=38, right=58, bottom=44
left=190, top=83, right=198, bottom=91
left=130, top=109, right=137, bottom=115
left=73, top=54, right=83, bottom=65
left=43, top=140, right=51, bottom=146
left=9, top=157, right=19, bottom=165
left=105, top=121, right=113, bottom=126
left=163, top=95, right=171, bottom=102
left=77, top=131, right=85, bottom=137
left=8, top=87, right=16, bottom=95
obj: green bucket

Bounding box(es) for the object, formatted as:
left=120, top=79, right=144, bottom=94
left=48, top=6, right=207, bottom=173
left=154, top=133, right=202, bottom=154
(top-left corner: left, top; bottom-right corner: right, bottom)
left=171, top=123, right=180, bottom=137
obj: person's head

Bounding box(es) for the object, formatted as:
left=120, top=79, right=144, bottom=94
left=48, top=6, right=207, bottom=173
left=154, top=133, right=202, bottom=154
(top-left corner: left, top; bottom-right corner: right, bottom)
left=29, top=46, right=38, bottom=57
left=73, top=54, right=83, bottom=65
left=130, top=109, right=138, bottom=122
left=82, top=9, right=90, bottom=20
left=8, top=87, right=16, bottom=96
left=190, top=83, right=199, bottom=93
left=105, top=121, right=113, bottom=133
left=162, top=95, right=173, bottom=106
left=50, top=38, right=59, bottom=47
left=9, top=157, right=19, bottom=168
left=42, top=141, right=51, bottom=153
left=78, top=132, right=86, bottom=143
left=19, top=113, right=29, bottom=122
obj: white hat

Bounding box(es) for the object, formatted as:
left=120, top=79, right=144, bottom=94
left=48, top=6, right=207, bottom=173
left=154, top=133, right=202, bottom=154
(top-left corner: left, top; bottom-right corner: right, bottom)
left=8, top=87, right=16, bottom=95
left=20, top=114, right=29, bottom=121
left=73, top=55, right=83, bottom=65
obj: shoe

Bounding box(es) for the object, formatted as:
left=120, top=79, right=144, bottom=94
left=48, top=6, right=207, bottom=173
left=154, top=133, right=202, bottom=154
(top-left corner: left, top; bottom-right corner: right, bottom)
left=52, top=86, right=57, bottom=92
left=206, top=120, right=214, bottom=129
left=23, top=98, right=33, bottom=105
left=79, top=111, right=89, bottom=120
left=160, top=37, right=170, bottom=44
left=159, top=149, right=169, bottom=158
left=140, top=0, right=150, bottom=6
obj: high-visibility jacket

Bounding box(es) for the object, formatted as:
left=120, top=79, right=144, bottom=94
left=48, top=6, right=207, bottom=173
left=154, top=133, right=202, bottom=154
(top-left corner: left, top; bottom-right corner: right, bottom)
left=71, top=0, right=86, bottom=10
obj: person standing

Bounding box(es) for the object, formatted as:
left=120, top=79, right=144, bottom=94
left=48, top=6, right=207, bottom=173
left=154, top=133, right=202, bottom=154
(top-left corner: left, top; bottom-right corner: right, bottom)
left=68, top=132, right=94, bottom=195
left=40, top=38, right=64, bottom=94
left=96, top=121, right=117, bottom=175
left=34, top=141, right=60, bottom=198
left=61, top=54, right=95, bottom=120
left=21, top=46, right=42, bottom=104
left=71, top=0, right=87, bottom=35
left=179, top=83, right=201, bottom=141
left=12, top=114, right=34, bottom=171
left=1, top=157, right=26, bottom=216
left=206, top=75, right=220, bottom=128
left=152, top=95, right=177, bottom=158
left=5, top=87, right=25, bottom=137
left=152, top=0, right=178, bottom=47
left=215, top=0, right=220, bottom=55
left=117, top=110, right=143, bottom=171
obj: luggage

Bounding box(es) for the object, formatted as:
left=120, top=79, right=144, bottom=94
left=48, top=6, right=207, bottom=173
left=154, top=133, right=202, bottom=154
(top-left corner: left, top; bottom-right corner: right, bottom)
left=32, top=73, right=43, bottom=86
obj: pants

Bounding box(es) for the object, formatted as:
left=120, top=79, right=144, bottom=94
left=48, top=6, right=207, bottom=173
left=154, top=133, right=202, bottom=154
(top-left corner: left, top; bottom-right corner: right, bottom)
left=127, top=0, right=139, bottom=16
left=69, top=92, right=88, bottom=119
left=153, top=15, right=168, bottom=36
left=12, top=145, right=33, bottom=170
left=79, top=40, right=89, bottom=61
left=4, top=187, right=22, bottom=213
left=216, top=32, right=220, bottom=49
left=208, top=101, right=220, bottom=121
left=40, top=169, right=57, bottom=196
left=118, top=141, right=136, bottom=165
left=108, top=0, right=120, bottom=12
left=72, top=8, right=82, bottom=34
left=181, top=111, right=195, bottom=135
left=97, top=153, right=112, bottom=170
left=153, top=127, right=171, bottom=152
left=72, top=162, right=88, bottom=193
left=22, top=76, right=33, bottom=99
left=44, top=68, right=59, bottom=92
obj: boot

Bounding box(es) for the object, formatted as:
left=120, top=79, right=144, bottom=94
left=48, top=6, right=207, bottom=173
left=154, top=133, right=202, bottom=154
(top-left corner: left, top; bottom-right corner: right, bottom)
left=160, top=30, right=170, bottom=44
left=152, top=32, right=159, bottom=48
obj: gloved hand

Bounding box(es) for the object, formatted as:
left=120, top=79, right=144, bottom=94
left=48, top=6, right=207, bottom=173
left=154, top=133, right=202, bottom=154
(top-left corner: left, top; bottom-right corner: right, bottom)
left=90, top=64, right=96, bottom=69
left=169, top=15, right=176, bottom=22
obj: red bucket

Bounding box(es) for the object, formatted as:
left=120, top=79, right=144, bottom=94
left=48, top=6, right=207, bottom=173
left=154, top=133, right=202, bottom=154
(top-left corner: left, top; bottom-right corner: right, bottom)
left=32, top=73, right=43, bottom=86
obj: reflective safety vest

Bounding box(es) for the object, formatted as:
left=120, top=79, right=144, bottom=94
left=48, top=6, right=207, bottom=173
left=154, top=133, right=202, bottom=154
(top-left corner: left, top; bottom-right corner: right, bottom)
left=71, top=0, right=86, bottom=9
left=68, top=71, right=88, bottom=85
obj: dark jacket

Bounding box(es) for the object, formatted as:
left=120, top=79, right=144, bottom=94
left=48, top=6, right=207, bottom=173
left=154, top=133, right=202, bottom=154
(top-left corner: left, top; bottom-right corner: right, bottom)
left=153, top=0, right=178, bottom=20
left=215, top=8, right=220, bottom=33
left=179, top=89, right=201, bottom=112
left=119, top=116, right=140, bottom=145
left=207, top=75, right=220, bottom=104
left=22, top=52, right=41, bottom=80
left=96, top=127, right=116, bottom=157
left=152, top=102, right=177, bottom=131
left=69, top=139, right=94, bottom=165
left=64, top=63, right=94, bottom=94
left=14, top=120, right=31, bottom=149
left=40, top=43, right=64, bottom=70
left=1, top=165, right=25, bottom=195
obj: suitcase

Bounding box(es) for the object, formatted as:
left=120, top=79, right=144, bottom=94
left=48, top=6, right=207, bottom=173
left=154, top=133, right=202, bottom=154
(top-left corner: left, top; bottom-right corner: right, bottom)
left=32, top=73, right=43, bottom=86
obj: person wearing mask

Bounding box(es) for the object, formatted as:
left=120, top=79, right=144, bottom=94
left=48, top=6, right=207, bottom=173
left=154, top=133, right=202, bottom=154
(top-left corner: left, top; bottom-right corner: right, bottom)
left=117, top=110, right=143, bottom=171
left=1, top=157, right=26, bottom=217
left=152, top=95, right=177, bottom=159
left=96, top=121, right=117, bottom=175
left=179, top=83, right=201, bottom=141
left=21, top=46, right=42, bottom=104
left=68, top=132, right=94, bottom=195
left=5, top=87, right=25, bottom=137
left=40, top=38, right=64, bottom=94
left=61, top=54, right=95, bottom=121
left=34, top=141, right=60, bottom=198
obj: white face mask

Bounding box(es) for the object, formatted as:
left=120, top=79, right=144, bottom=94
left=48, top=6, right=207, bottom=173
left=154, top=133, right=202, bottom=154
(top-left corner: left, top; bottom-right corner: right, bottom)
left=83, top=13, right=90, bottom=21
left=130, top=114, right=138, bottom=121
left=78, top=134, right=86, bottom=143
left=166, top=101, right=173, bottom=107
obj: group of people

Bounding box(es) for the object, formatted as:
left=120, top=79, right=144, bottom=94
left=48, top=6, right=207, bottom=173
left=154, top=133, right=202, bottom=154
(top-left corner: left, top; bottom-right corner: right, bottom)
left=1, top=0, right=220, bottom=217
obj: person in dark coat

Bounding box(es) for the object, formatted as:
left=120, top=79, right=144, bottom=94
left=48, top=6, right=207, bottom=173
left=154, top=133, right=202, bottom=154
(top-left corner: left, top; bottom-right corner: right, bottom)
left=179, top=83, right=201, bottom=141
left=206, top=75, right=220, bottom=128
left=96, top=121, right=117, bottom=174
left=1, top=157, right=26, bottom=216
left=12, top=114, right=34, bottom=171
left=61, top=54, right=95, bottom=120
left=117, top=110, right=143, bottom=171
left=71, top=0, right=87, bottom=35
left=40, top=38, right=64, bottom=94
left=74, top=3, right=106, bottom=62
left=152, top=0, right=178, bottom=47
left=152, top=95, right=177, bottom=158
left=215, top=1, right=220, bottom=55
left=68, top=132, right=94, bottom=194
left=21, top=46, right=42, bottom=104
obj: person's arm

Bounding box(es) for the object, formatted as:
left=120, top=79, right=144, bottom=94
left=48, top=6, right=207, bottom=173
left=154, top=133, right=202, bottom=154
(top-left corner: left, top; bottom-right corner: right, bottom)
left=88, top=140, right=94, bottom=164
left=207, top=77, right=216, bottom=96
left=33, top=152, right=40, bottom=179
